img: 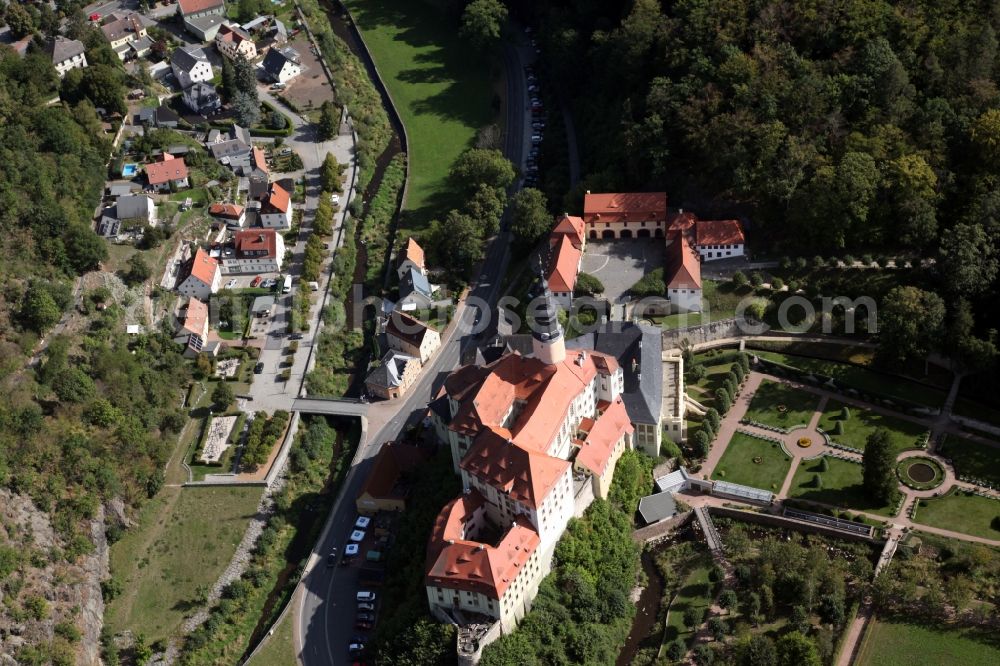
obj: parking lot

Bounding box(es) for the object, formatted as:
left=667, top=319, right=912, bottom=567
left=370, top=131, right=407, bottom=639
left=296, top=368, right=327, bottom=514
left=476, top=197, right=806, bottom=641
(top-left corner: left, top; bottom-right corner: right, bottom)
left=580, top=239, right=666, bottom=304
left=280, top=34, right=335, bottom=112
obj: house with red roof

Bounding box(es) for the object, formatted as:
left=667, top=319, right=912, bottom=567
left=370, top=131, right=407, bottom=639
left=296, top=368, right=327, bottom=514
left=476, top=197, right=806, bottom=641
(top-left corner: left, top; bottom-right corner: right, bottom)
left=583, top=191, right=668, bottom=240
left=545, top=234, right=582, bottom=309
left=386, top=311, right=441, bottom=363
left=220, top=228, right=285, bottom=274
left=257, top=182, right=292, bottom=229
left=214, top=22, right=257, bottom=61
left=665, top=232, right=702, bottom=312
left=177, top=247, right=220, bottom=300
left=425, top=289, right=636, bottom=635
left=208, top=202, right=246, bottom=227
left=145, top=153, right=189, bottom=192
left=693, top=218, right=745, bottom=261
left=397, top=237, right=427, bottom=279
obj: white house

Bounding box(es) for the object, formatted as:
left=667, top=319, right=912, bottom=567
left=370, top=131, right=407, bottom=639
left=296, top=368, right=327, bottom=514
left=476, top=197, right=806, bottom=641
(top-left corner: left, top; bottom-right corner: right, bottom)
left=215, top=23, right=257, bottom=61
left=145, top=154, right=190, bottom=192
left=182, top=81, right=221, bottom=115
left=385, top=311, right=441, bottom=364
left=261, top=46, right=302, bottom=84
left=666, top=233, right=702, bottom=312
left=396, top=237, right=427, bottom=279
left=100, top=13, right=148, bottom=59
left=218, top=228, right=285, bottom=274
left=693, top=219, right=745, bottom=261
left=171, top=47, right=214, bottom=90
left=257, top=182, right=292, bottom=229
left=113, top=194, right=156, bottom=224
left=208, top=203, right=246, bottom=228
left=49, top=37, right=87, bottom=78
left=177, top=248, right=221, bottom=300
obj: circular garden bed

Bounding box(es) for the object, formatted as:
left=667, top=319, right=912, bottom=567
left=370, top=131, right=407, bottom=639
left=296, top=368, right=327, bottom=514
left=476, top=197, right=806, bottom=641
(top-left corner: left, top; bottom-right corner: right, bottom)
left=896, top=456, right=945, bottom=491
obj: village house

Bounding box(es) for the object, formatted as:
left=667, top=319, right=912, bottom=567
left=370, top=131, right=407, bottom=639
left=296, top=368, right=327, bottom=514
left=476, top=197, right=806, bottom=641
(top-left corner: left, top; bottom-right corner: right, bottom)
left=261, top=46, right=302, bottom=83
left=173, top=296, right=210, bottom=346
left=397, top=237, right=427, bottom=278
left=665, top=232, right=702, bottom=312
left=48, top=37, right=87, bottom=77
left=171, top=46, right=214, bottom=90
left=398, top=268, right=435, bottom=311
left=208, top=203, right=246, bottom=227
left=355, top=441, right=432, bottom=516
left=215, top=22, right=258, bottom=61
left=364, top=350, right=422, bottom=400
left=178, top=0, right=228, bottom=41
left=100, top=12, right=148, bottom=59
left=257, top=182, right=292, bottom=229
left=206, top=125, right=252, bottom=160
left=100, top=194, right=155, bottom=228
left=182, top=81, right=221, bottom=116
left=583, top=191, right=668, bottom=240
left=425, top=287, right=635, bottom=636
left=385, top=311, right=441, bottom=364
left=218, top=228, right=285, bottom=274
left=145, top=154, right=189, bottom=192
left=177, top=247, right=221, bottom=300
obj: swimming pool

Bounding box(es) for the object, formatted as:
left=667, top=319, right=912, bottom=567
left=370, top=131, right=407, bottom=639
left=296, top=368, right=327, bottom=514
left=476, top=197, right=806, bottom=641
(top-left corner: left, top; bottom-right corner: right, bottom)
left=122, top=163, right=138, bottom=177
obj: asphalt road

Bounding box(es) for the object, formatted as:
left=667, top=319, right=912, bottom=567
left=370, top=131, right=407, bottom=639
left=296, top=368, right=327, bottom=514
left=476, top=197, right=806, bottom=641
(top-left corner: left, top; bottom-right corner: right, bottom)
left=293, top=32, right=530, bottom=666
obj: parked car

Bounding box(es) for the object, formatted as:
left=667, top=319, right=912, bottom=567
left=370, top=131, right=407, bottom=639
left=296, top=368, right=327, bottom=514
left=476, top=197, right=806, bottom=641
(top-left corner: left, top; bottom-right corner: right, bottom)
left=326, top=548, right=339, bottom=567
left=345, top=543, right=360, bottom=557
left=289, top=333, right=303, bottom=340
left=262, top=278, right=276, bottom=289
left=357, top=602, right=376, bottom=612
left=89, top=13, right=101, bottom=21
left=250, top=276, right=262, bottom=287
left=356, top=612, right=375, bottom=622
left=354, top=620, right=373, bottom=631
left=271, top=83, right=286, bottom=90
left=355, top=516, right=371, bottom=530
left=254, top=362, right=265, bottom=375
left=348, top=641, right=365, bottom=656
left=330, top=193, right=341, bottom=206
left=226, top=278, right=238, bottom=289
left=349, top=529, right=366, bottom=542
left=531, top=135, right=543, bottom=143
left=356, top=591, right=377, bottom=602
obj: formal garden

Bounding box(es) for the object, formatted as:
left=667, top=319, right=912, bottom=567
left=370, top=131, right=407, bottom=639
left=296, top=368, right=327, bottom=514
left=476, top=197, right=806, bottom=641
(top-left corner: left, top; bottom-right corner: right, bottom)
left=819, top=400, right=929, bottom=455
left=788, top=456, right=898, bottom=517
left=912, top=490, right=1000, bottom=540
left=938, top=434, right=1000, bottom=487
left=710, top=432, right=792, bottom=491
left=896, top=457, right=945, bottom=491
left=742, top=380, right=819, bottom=430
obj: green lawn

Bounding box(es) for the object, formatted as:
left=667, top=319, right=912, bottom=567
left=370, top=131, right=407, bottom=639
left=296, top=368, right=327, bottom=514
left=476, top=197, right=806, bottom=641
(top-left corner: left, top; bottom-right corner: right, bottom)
left=857, top=618, right=1000, bottom=666
left=743, top=380, right=820, bottom=430
left=939, top=434, right=1000, bottom=486
left=788, top=456, right=896, bottom=516
left=753, top=351, right=948, bottom=408
left=105, top=486, right=264, bottom=642
left=914, top=491, right=1000, bottom=540
left=686, top=362, right=733, bottom=409
left=953, top=396, right=1000, bottom=428
left=711, top=433, right=793, bottom=491
left=345, top=0, right=496, bottom=225
left=249, top=609, right=297, bottom=666
left=819, top=400, right=929, bottom=455
left=663, top=559, right=715, bottom=648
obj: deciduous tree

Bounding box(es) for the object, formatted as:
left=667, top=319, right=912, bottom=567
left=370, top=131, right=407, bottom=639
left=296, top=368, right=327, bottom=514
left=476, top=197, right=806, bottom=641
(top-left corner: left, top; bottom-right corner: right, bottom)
left=459, top=0, right=507, bottom=50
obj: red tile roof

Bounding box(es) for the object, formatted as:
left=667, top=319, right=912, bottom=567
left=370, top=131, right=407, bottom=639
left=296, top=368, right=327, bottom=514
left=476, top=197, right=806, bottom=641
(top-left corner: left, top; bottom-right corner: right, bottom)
left=208, top=203, right=244, bottom=219
left=178, top=0, right=224, bottom=15
left=425, top=491, right=540, bottom=599
left=666, top=233, right=702, bottom=289
left=358, top=442, right=430, bottom=503
left=574, top=398, right=632, bottom=477
left=386, top=311, right=434, bottom=348
left=260, top=182, right=290, bottom=214
left=402, top=237, right=425, bottom=270
left=583, top=192, right=667, bottom=223
left=180, top=296, right=208, bottom=337
left=551, top=214, right=585, bottom=248
left=695, top=219, right=745, bottom=246
left=250, top=146, right=268, bottom=173
left=234, top=228, right=278, bottom=259
left=546, top=234, right=581, bottom=294
left=186, top=247, right=218, bottom=285
left=667, top=211, right=697, bottom=232
left=145, top=153, right=188, bottom=185
left=461, top=426, right=570, bottom=509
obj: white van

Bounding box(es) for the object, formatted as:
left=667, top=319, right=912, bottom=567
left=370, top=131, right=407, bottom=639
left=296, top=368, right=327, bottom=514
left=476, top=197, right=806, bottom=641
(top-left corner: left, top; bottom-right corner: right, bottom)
left=281, top=275, right=292, bottom=294
left=307, top=281, right=320, bottom=292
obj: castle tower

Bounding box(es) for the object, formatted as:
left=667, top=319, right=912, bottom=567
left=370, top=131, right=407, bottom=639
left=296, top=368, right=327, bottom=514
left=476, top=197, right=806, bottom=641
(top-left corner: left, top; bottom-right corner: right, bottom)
left=531, top=279, right=566, bottom=365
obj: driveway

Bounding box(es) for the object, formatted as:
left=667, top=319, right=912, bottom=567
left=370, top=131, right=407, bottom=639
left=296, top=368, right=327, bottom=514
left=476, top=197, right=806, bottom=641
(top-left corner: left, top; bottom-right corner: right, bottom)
left=581, top=239, right=666, bottom=303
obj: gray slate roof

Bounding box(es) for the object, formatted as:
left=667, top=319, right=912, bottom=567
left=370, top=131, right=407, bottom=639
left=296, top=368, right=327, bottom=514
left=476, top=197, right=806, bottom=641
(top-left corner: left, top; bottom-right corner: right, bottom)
left=566, top=321, right=663, bottom=426
left=50, top=36, right=85, bottom=63
left=171, top=46, right=208, bottom=73
left=261, top=46, right=300, bottom=76
left=400, top=267, right=432, bottom=299
left=637, top=493, right=677, bottom=525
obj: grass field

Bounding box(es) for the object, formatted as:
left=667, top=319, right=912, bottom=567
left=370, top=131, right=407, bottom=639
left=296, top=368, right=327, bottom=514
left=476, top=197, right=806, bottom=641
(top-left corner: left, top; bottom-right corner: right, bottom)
left=914, top=490, right=1000, bottom=540
left=652, top=280, right=763, bottom=328
left=106, top=486, right=263, bottom=642
left=753, top=351, right=947, bottom=408
left=857, top=618, right=1000, bottom=666
left=345, top=0, right=496, bottom=226
left=711, top=433, right=793, bottom=491
left=940, top=434, right=1000, bottom=486
left=788, top=456, right=896, bottom=516
left=743, top=380, right=819, bottom=429
left=663, top=559, right=715, bottom=648
left=249, top=610, right=297, bottom=666
left=819, top=400, right=928, bottom=454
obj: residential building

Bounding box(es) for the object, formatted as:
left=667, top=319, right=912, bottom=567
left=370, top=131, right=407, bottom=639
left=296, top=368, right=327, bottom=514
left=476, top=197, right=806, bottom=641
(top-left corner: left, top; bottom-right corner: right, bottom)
left=215, top=23, right=257, bottom=61
left=567, top=322, right=666, bottom=457
left=206, top=124, right=252, bottom=160
left=246, top=147, right=269, bottom=195
left=135, top=105, right=181, bottom=129
left=100, top=12, right=148, bottom=59
left=355, top=441, right=431, bottom=515
left=182, top=81, right=221, bottom=115
left=257, top=182, right=292, bottom=229
left=551, top=213, right=586, bottom=249
left=397, top=237, right=427, bottom=278
left=398, top=268, right=435, bottom=310
left=425, top=286, right=636, bottom=636
left=219, top=228, right=285, bottom=274
left=693, top=219, right=745, bottom=261
left=386, top=311, right=441, bottom=364
left=365, top=350, right=421, bottom=400
left=208, top=203, right=246, bottom=227
left=545, top=234, right=582, bottom=309
left=178, top=0, right=227, bottom=41
left=583, top=191, right=668, bottom=240
left=665, top=232, right=702, bottom=312
left=173, top=296, right=210, bottom=345
left=177, top=247, right=221, bottom=300
left=242, top=15, right=287, bottom=54
left=106, top=194, right=156, bottom=225
left=171, top=46, right=213, bottom=89
left=127, top=35, right=152, bottom=59
left=261, top=46, right=302, bottom=83
left=48, top=37, right=87, bottom=77
left=145, top=154, right=189, bottom=192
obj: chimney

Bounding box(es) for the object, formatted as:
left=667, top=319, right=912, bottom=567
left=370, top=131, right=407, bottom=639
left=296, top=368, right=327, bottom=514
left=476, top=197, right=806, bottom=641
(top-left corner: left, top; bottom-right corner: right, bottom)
left=585, top=190, right=591, bottom=194
left=448, top=539, right=455, bottom=545
left=679, top=208, right=684, bottom=214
